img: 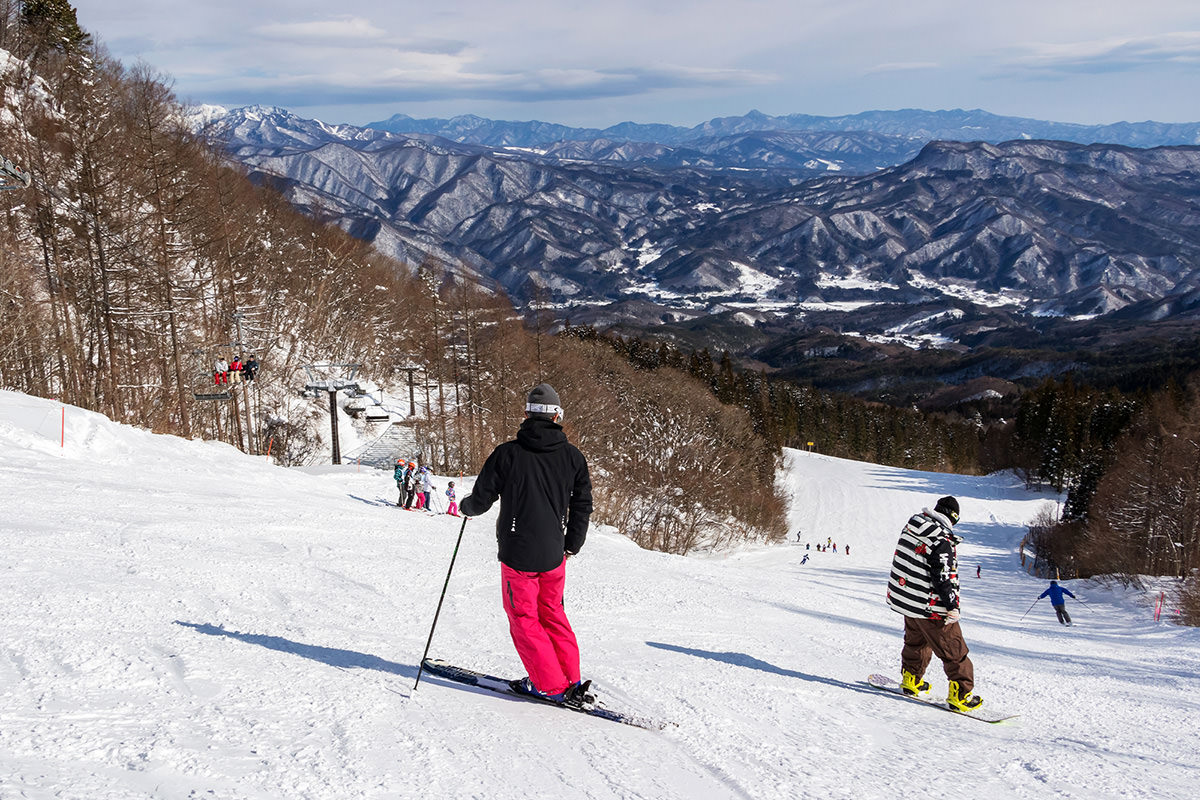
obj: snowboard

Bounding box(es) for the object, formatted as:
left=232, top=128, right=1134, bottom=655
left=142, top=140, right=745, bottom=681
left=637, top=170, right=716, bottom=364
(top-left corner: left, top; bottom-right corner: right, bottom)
left=866, top=674, right=1018, bottom=724
left=420, top=658, right=670, bottom=731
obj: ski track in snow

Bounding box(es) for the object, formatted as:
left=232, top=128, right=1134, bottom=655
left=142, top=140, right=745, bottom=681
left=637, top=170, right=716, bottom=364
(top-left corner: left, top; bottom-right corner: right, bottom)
left=1, top=390, right=1199, bottom=799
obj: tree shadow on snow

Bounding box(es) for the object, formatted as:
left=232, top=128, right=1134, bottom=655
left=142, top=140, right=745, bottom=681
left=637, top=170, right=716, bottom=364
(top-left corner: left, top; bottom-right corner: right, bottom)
left=175, top=621, right=417, bottom=680
left=645, top=641, right=881, bottom=697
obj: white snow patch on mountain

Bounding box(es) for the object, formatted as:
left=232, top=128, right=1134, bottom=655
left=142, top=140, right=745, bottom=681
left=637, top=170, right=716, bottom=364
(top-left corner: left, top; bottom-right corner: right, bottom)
left=731, top=260, right=781, bottom=295
left=816, top=267, right=900, bottom=292
left=909, top=272, right=1028, bottom=308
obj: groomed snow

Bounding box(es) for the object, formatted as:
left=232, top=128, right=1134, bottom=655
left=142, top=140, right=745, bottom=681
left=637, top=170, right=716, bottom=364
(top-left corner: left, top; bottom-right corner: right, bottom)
left=1, top=389, right=1198, bottom=799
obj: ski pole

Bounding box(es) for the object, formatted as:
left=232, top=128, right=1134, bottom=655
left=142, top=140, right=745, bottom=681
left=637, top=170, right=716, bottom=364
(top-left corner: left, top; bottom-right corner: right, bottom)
left=1019, top=597, right=1041, bottom=621
left=414, top=514, right=469, bottom=690
left=1075, top=596, right=1093, bottom=612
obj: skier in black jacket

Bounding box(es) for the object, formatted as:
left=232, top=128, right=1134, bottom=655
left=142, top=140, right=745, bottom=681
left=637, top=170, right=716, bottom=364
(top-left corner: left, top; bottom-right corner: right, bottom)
left=460, top=383, right=594, bottom=708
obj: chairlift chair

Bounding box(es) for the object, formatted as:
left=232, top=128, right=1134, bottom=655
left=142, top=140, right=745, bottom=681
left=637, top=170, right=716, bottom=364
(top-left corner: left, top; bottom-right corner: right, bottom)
left=0, top=157, right=31, bottom=190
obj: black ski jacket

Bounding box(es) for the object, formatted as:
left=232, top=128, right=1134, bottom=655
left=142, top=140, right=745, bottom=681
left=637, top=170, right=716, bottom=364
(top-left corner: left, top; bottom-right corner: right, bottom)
left=461, top=417, right=593, bottom=572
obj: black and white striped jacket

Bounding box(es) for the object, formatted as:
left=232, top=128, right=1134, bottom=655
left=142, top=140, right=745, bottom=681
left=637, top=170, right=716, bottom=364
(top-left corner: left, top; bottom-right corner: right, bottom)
left=886, top=509, right=962, bottom=620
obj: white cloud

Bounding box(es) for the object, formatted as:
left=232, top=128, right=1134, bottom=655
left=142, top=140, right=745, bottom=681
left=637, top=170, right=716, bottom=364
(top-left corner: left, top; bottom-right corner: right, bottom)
left=1004, top=31, right=1200, bottom=73
left=255, top=17, right=389, bottom=42
left=69, top=1, right=1200, bottom=125
left=864, top=62, right=940, bottom=74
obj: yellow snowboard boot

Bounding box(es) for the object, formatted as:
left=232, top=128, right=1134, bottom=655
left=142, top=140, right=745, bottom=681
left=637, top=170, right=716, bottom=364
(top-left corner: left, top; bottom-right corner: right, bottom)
left=900, top=670, right=931, bottom=697
left=947, top=680, right=983, bottom=711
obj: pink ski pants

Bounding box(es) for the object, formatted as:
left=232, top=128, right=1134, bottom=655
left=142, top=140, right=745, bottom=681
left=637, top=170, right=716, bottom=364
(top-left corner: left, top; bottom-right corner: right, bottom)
left=501, top=560, right=580, bottom=695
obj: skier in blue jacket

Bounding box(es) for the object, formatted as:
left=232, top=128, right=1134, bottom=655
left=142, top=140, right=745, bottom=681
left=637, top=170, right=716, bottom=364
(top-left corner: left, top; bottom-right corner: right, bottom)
left=1038, top=580, right=1076, bottom=625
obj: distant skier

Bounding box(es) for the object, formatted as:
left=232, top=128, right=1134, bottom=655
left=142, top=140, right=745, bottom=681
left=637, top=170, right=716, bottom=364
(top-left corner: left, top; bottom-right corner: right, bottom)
left=460, top=383, right=594, bottom=709
left=445, top=481, right=460, bottom=516
left=1038, top=580, right=1076, bottom=625
left=403, top=463, right=418, bottom=509
left=844, top=544, right=849, bottom=556
left=393, top=459, right=407, bottom=507
left=976, top=565, right=981, bottom=579
left=800, top=553, right=809, bottom=565
left=885, top=495, right=983, bottom=712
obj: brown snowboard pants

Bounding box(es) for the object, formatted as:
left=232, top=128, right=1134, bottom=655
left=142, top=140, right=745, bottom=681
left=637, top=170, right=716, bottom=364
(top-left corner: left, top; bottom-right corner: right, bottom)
left=901, top=615, right=974, bottom=694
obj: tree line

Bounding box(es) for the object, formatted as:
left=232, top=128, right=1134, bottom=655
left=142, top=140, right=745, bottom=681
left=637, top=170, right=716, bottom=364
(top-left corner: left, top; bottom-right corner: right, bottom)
left=561, top=328, right=982, bottom=474
left=1007, top=375, right=1200, bottom=623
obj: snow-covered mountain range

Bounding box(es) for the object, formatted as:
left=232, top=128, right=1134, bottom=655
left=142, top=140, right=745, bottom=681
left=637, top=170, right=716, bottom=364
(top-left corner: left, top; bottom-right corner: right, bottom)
left=199, top=106, right=1200, bottom=332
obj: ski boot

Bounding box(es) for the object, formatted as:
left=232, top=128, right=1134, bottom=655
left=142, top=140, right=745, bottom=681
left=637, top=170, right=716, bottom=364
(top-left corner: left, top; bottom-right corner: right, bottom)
left=947, top=680, right=983, bottom=712
left=900, top=670, right=930, bottom=697
left=564, top=680, right=597, bottom=711
left=509, top=677, right=567, bottom=703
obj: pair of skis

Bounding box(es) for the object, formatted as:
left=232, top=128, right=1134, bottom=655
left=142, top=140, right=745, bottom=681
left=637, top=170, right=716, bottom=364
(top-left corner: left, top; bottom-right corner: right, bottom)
left=420, top=658, right=669, bottom=731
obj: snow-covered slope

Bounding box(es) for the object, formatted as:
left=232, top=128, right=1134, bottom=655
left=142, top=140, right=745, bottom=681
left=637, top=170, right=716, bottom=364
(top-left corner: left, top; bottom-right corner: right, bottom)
left=1, top=390, right=1197, bottom=799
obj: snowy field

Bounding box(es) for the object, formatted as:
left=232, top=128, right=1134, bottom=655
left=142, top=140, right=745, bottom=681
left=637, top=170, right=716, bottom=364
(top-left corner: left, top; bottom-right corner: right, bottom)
left=1, top=389, right=1198, bottom=799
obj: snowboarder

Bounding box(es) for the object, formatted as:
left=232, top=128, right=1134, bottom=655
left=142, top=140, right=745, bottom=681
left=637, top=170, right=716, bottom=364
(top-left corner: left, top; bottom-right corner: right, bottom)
left=393, top=459, right=408, bottom=507
left=460, top=383, right=594, bottom=709
left=445, top=481, right=460, bottom=516
left=885, top=495, right=983, bottom=712
left=1038, top=580, right=1076, bottom=625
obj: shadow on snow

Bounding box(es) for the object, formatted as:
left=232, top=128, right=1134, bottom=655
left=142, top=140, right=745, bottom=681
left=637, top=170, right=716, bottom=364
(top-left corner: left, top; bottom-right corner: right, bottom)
left=174, top=620, right=417, bottom=679
left=645, top=641, right=881, bottom=697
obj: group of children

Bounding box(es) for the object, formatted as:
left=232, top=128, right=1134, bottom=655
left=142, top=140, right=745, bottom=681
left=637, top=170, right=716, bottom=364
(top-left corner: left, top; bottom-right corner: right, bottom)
left=799, top=536, right=848, bottom=555
left=393, top=459, right=460, bottom=516
left=798, top=536, right=848, bottom=564
left=213, top=354, right=259, bottom=386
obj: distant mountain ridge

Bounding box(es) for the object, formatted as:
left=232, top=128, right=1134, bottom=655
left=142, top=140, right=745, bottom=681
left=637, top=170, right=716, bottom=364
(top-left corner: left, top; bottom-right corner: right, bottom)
left=366, top=108, right=1200, bottom=149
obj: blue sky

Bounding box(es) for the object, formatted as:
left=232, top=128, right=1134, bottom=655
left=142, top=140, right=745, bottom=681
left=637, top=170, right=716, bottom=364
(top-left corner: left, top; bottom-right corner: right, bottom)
left=73, top=0, right=1200, bottom=127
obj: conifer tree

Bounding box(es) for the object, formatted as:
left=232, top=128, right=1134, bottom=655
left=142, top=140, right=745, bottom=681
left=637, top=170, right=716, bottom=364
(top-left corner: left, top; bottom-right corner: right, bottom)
left=19, top=0, right=89, bottom=59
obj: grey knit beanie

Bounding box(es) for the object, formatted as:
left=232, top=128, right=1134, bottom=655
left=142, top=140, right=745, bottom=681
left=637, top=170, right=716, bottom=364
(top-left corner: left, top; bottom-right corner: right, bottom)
left=526, top=383, right=562, bottom=418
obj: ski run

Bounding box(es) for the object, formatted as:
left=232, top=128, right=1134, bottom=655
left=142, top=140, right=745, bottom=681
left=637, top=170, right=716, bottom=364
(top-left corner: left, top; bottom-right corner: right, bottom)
left=1, top=388, right=1198, bottom=799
